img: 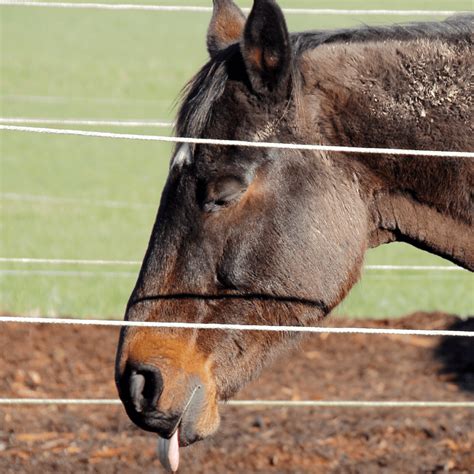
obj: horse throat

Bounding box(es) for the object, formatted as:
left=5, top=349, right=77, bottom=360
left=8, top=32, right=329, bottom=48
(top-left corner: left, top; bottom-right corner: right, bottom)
left=369, top=189, right=473, bottom=271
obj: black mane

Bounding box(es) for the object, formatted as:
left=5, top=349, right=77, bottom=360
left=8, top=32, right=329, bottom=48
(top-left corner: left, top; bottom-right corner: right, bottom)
left=293, top=14, right=473, bottom=54
left=176, top=15, right=473, bottom=139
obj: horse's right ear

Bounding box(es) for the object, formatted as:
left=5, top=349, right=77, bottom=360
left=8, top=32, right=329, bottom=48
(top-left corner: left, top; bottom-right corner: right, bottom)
left=207, top=0, right=246, bottom=58
left=241, top=0, right=291, bottom=97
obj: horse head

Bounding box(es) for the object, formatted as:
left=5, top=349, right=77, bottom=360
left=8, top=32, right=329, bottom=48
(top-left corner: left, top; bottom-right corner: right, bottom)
left=115, top=0, right=473, bottom=465
left=115, top=0, right=367, bottom=449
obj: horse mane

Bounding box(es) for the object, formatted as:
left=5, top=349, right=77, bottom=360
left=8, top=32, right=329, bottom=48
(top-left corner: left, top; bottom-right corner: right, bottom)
left=292, top=14, right=473, bottom=54
left=175, top=14, right=473, bottom=140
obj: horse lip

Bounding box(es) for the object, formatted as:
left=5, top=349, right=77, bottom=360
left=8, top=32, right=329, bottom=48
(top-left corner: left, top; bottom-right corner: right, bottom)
left=178, top=428, right=204, bottom=447
left=174, top=384, right=202, bottom=431
left=174, top=384, right=204, bottom=446
left=145, top=384, right=203, bottom=440
left=126, top=410, right=179, bottom=436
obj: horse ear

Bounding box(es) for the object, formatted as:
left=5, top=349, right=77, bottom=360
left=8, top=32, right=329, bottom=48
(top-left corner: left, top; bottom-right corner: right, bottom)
left=241, top=0, right=291, bottom=96
left=207, top=0, right=246, bottom=58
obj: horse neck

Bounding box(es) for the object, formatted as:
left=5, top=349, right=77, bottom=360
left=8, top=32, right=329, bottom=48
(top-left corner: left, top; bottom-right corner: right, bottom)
left=298, top=36, right=473, bottom=270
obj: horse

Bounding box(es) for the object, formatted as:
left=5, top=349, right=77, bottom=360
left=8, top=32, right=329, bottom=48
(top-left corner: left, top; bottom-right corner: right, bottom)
left=115, top=0, right=473, bottom=469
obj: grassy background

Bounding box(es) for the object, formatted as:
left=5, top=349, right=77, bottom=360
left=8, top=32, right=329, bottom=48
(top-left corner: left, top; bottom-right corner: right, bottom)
left=1, top=0, right=472, bottom=318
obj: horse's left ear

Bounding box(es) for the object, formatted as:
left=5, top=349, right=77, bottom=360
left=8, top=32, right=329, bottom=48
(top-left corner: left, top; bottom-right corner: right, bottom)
left=207, top=0, right=246, bottom=58
left=241, top=0, right=291, bottom=97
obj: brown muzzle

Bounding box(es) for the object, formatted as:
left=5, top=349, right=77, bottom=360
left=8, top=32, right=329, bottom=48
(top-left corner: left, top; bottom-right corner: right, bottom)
left=115, top=328, right=220, bottom=446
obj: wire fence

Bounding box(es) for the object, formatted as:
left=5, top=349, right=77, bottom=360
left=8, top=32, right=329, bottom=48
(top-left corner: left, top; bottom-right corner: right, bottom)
left=2, top=125, right=473, bottom=158
left=0, top=117, right=174, bottom=128
left=1, top=398, right=473, bottom=408
left=0, top=192, right=155, bottom=209
left=1, top=313, right=473, bottom=409
left=1, top=316, right=473, bottom=337
left=1, top=0, right=473, bottom=420
left=0, top=269, right=136, bottom=277
left=0, top=1, right=467, bottom=16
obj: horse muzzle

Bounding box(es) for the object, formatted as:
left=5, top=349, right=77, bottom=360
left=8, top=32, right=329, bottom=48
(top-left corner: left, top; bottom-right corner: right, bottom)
left=115, top=328, right=221, bottom=450
left=118, top=360, right=212, bottom=443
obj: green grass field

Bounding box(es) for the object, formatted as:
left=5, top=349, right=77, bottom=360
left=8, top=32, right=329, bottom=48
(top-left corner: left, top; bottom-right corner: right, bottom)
left=1, top=0, right=472, bottom=319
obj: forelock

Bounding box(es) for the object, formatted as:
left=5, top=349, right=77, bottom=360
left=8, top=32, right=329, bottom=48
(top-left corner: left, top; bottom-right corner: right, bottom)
left=176, top=46, right=238, bottom=139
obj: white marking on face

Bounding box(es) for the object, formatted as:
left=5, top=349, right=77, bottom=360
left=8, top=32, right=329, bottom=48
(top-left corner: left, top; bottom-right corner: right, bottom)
left=171, top=143, right=192, bottom=170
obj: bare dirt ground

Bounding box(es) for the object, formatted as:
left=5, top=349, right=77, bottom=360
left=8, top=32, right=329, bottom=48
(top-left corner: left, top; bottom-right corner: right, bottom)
left=1, top=313, right=473, bottom=473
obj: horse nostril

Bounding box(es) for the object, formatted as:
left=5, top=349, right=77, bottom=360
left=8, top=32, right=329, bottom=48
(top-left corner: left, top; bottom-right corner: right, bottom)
left=130, top=372, right=146, bottom=412
left=128, top=365, right=164, bottom=413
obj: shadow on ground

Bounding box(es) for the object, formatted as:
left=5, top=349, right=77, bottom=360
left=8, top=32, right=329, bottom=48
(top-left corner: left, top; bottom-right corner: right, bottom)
left=434, top=317, right=474, bottom=394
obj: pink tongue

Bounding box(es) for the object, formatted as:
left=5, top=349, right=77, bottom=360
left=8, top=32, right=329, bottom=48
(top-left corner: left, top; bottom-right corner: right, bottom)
left=168, top=430, right=180, bottom=472
left=158, top=430, right=180, bottom=473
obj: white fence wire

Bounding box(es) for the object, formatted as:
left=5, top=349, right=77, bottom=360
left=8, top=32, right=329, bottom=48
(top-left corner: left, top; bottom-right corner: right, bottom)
left=0, top=269, right=136, bottom=277
left=2, top=125, right=473, bottom=158
left=0, top=257, right=139, bottom=265
left=1, top=316, right=472, bottom=337
left=0, top=117, right=174, bottom=128
left=1, top=192, right=155, bottom=209
left=1, top=398, right=472, bottom=408
left=0, top=1, right=467, bottom=16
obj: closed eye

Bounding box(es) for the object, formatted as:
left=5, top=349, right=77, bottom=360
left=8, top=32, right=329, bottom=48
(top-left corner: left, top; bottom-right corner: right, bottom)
left=202, top=175, right=249, bottom=213
left=203, top=193, right=242, bottom=212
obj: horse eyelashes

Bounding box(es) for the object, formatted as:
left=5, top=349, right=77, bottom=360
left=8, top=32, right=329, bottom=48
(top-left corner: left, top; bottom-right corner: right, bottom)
left=202, top=176, right=248, bottom=212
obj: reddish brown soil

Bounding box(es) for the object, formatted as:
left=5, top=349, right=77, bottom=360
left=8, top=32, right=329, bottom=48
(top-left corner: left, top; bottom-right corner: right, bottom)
left=1, top=313, right=473, bottom=473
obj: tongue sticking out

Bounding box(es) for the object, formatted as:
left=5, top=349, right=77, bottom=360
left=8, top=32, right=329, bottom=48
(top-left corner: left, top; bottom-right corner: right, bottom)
left=158, top=429, right=180, bottom=472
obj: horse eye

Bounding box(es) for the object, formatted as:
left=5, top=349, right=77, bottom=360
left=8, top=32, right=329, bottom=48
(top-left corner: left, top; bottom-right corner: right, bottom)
left=203, top=176, right=248, bottom=212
